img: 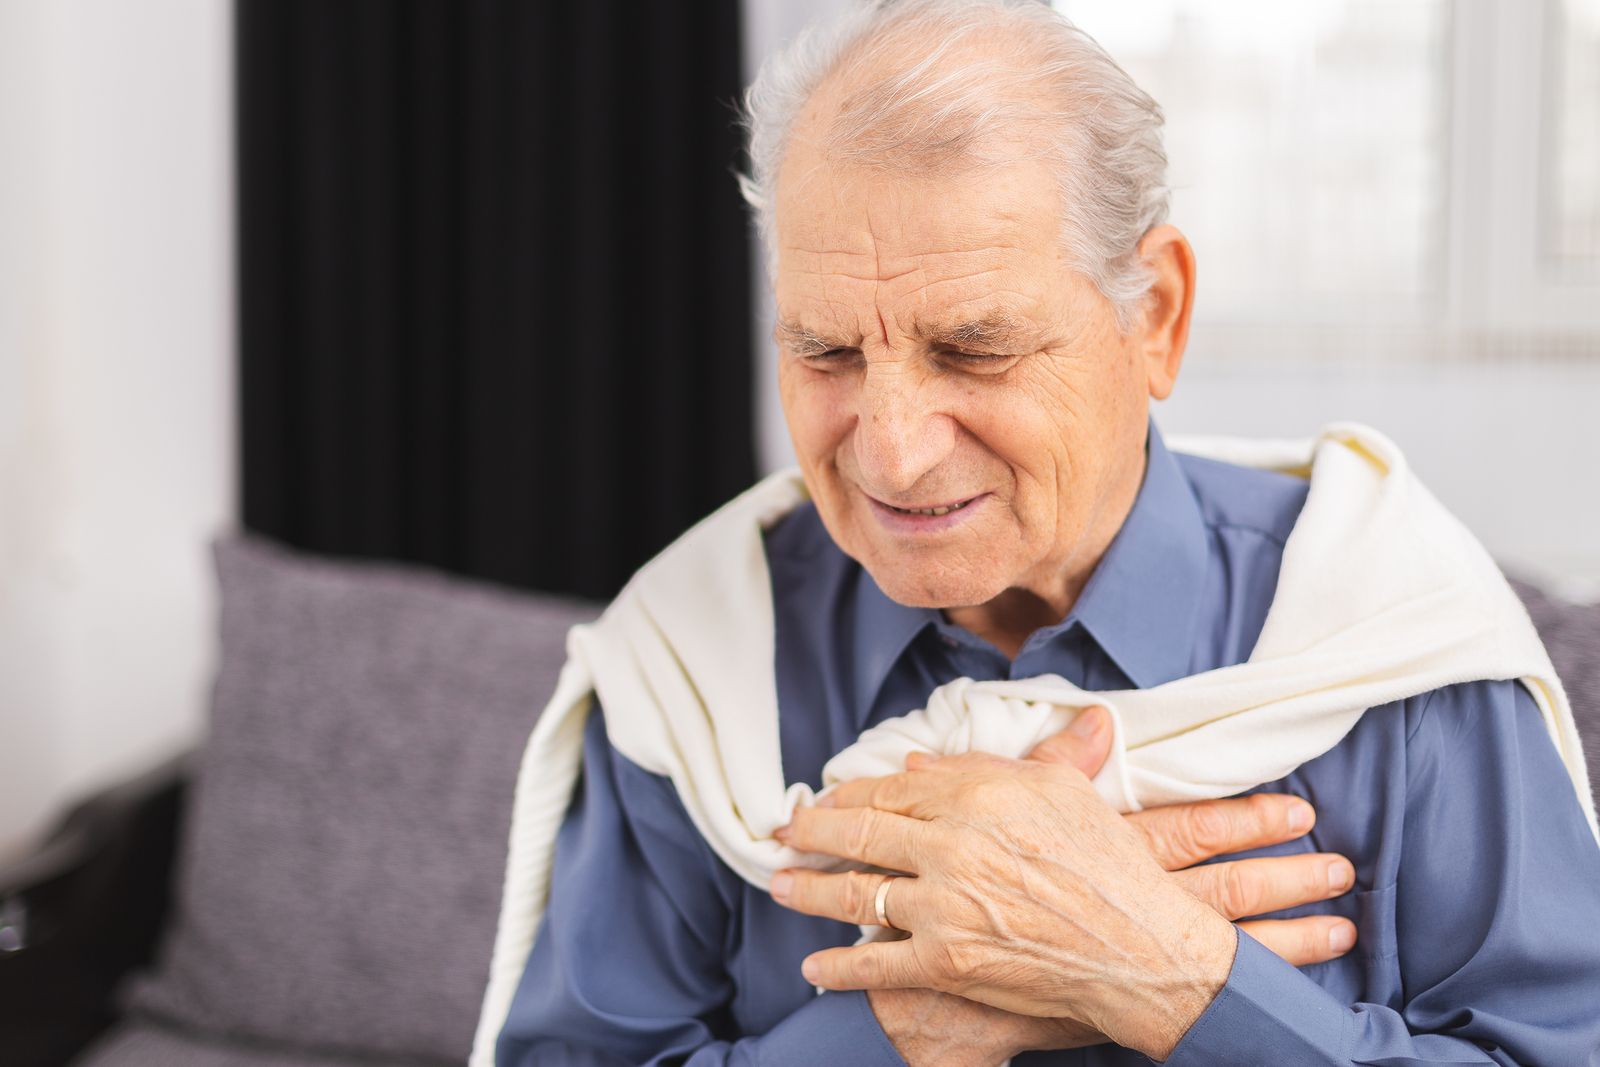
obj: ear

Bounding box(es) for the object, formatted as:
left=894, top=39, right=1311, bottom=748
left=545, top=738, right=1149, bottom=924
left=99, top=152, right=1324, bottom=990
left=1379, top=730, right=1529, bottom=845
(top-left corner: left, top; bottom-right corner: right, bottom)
left=1132, top=224, right=1196, bottom=402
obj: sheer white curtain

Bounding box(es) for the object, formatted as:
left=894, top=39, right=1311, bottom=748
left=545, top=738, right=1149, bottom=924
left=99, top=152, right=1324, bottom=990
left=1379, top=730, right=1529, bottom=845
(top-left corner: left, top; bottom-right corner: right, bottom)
left=0, top=0, right=234, bottom=861
left=1056, top=0, right=1449, bottom=318
left=1550, top=0, right=1600, bottom=266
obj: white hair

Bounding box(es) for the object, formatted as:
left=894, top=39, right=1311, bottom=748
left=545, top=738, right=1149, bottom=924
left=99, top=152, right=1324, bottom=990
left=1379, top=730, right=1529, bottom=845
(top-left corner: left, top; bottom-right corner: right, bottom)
left=737, top=0, right=1169, bottom=330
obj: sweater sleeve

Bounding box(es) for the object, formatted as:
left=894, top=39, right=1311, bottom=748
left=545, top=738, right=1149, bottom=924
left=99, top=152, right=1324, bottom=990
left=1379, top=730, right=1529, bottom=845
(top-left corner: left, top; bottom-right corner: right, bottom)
left=1164, top=679, right=1600, bottom=1065
left=493, top=703, right=908, bottom=1067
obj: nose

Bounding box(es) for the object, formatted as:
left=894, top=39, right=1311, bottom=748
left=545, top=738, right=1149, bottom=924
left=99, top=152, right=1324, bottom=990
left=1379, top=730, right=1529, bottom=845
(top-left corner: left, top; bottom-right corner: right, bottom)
left=851, top=361, right=957, bottom=499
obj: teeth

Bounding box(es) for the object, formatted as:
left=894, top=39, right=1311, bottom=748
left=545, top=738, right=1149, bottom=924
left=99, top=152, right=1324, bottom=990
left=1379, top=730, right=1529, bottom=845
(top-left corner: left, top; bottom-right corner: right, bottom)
left=891, top=498, right=972, bottom=516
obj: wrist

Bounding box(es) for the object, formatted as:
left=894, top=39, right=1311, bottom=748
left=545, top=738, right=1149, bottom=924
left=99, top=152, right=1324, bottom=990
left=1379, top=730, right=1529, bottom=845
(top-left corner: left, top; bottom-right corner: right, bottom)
left=868, top=987, right=1022, bottom=1067
left=1101, top=905, right=1237, bottom=1061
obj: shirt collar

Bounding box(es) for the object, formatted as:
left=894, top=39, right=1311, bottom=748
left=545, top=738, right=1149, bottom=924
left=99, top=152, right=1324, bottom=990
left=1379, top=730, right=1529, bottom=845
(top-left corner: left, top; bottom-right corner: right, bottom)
left=847, top=415, right=1211, bottom=721
left=1066, top=416, right=1210, bottom=690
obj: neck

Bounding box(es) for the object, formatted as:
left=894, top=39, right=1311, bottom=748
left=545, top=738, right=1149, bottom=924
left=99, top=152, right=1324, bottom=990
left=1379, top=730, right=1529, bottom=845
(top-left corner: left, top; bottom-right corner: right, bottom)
left=942, top=586, right=1085, bottom=660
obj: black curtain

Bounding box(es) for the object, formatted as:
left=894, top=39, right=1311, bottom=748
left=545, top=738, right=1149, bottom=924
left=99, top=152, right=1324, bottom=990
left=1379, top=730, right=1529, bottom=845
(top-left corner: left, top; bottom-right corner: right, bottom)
left=236, top=1, right=755, bottom=600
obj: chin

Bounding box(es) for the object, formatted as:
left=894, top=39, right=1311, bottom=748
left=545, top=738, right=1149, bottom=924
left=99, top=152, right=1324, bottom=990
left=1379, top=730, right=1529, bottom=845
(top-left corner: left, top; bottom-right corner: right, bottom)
left=860, top=555, right=1010, bottom=611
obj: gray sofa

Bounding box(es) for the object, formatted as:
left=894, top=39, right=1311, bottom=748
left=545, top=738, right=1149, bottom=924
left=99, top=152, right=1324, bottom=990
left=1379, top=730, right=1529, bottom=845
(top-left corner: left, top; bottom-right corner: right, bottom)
left=1, top=535, right=601, bottom=1067
left=1, top=534, right=1596, bottom=1067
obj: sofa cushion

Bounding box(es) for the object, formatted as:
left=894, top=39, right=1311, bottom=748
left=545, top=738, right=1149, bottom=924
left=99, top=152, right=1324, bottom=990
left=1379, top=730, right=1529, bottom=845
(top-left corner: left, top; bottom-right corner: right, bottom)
left=73, top=1019, right=430, bottom=1067
left=1508, top=574, right=1600, bottom=793
left=117, top=534, right=599, bottom=1064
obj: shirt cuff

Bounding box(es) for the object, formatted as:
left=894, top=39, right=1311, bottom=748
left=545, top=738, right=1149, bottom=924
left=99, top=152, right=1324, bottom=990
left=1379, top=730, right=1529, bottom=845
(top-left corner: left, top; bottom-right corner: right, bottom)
left=1161, top=929, right=1348, bottom=1066
left=755, top=990, right=906, bottom=1066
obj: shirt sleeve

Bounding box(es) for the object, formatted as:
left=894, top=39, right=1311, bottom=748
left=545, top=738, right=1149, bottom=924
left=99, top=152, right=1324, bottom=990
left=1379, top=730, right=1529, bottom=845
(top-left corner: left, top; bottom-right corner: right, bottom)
left=1165, top=679, right=1600, bottom=1066
left=493, top=702, right=908, bottom=1067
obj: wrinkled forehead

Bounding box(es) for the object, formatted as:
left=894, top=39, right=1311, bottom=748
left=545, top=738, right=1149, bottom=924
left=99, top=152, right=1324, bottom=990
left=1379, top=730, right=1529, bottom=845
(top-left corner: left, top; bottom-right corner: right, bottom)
left=771, top=145, right=1065, bottom=327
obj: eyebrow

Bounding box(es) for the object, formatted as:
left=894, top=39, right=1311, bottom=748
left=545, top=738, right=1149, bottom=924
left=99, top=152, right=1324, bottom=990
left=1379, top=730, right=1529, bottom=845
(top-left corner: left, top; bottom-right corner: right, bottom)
left=773, top=310, right=1036, bottom=353
left=774, top=320, right=853, bottom=354
left=920, top=311, right=1035, bottom=351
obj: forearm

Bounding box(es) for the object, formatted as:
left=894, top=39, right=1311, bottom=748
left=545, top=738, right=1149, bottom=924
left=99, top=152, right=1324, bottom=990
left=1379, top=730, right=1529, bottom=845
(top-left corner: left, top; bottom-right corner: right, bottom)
left=1164, top=932, right=1514, bottom=1067
left=500, top=708, right=920, bottom=1067
left=726, top=990, right=906, bottom=1066
left=502, top=991, right=907, bottom=1067
left=867, top=988, right=1023, bottom=1067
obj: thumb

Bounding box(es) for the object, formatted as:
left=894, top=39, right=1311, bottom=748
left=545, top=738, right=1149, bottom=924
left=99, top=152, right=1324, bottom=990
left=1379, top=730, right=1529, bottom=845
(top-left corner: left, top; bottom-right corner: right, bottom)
left=1025, top=704, right=1113, bottom=777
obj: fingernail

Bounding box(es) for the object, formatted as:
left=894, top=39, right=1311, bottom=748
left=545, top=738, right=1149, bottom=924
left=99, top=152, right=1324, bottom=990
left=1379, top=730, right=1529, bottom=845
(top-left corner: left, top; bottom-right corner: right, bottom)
left=771, top=871, right=793, bottom=900
left=1288, top=800, right=1314, bottom=833
left=816, top=792, right=837, bottom=808
left=1070, top=706, right=1106, bottom=737
left=1329, top=923, right=1356, bottom=953
left=1327, top=861, right=1353, bottom=894
left=801, top=957, right=820, bottom=983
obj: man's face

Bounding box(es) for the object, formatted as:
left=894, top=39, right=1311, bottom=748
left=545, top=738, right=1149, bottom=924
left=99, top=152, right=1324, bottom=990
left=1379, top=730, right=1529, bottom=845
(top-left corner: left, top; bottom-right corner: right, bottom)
left=772, top=142, right=1161, bottom=613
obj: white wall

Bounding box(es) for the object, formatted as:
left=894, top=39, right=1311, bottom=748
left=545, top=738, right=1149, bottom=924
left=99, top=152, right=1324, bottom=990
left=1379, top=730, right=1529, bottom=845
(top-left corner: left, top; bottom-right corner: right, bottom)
left=0, top=0, right=234, bottom=863
left=1157, top=356, right=1600, bottom=598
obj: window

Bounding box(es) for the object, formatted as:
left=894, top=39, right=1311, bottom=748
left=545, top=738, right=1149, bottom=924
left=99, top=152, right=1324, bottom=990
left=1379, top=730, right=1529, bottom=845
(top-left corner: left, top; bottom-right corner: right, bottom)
left=1546, top=0, right=1600, bottom=270
left=1053, top=0, right=1600, bottom=361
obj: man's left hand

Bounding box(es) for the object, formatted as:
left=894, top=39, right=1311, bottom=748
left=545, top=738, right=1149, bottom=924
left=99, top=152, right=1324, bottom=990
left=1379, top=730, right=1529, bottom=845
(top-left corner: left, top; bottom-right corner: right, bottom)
left=771, top=750, right=1239, bottom=1061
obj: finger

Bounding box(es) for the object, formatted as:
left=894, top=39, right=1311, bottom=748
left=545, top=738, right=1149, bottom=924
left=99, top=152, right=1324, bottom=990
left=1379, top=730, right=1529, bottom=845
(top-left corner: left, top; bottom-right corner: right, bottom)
left=1023, top=705, right=1113, bottom=777
left=1127, top=793, right=1317, bottom=869
left=1239, top=916, right=1358, bottom=967
left=771, top=868, right=922, bottom=930
left=778, top=805, right=930, bottom=872
left=801, top=938, right=925, bottom=990
left=817, top=753, right=1019, bottom=815
left=1173, top=853, right=1356, bottom=920
left=816, top=770, right=917, bottom=813
left=815, top=765, right=954, bottom=817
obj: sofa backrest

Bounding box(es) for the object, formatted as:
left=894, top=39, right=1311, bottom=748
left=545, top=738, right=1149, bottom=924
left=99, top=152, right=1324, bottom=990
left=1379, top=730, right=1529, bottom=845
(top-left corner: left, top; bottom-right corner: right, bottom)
left=1509, top=575, right=1600, bottom=794
left=121, top=534, right=600, bottom=1064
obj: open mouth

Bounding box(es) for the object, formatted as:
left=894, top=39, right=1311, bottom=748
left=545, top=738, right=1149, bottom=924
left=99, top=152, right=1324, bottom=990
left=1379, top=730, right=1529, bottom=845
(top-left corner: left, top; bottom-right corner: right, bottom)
left=880, top=496, right=980, bottom=517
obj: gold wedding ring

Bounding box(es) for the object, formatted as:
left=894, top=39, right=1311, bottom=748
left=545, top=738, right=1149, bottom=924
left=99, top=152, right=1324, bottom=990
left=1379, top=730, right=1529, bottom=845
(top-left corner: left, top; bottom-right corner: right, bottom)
left=874, top=874, right=900, bottom=931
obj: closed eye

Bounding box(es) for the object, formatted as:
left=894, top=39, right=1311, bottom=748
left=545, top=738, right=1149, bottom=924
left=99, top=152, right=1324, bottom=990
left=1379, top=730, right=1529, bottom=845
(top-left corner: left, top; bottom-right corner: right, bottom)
left=796, top=345, right=1020, bottom=372
left=939, top=348, right=1023, bottom=372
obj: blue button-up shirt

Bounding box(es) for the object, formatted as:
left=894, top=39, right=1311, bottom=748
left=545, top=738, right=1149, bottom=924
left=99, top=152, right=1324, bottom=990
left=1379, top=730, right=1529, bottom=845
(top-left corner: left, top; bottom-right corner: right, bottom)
left=496, top=417, right=1600, bottom=1065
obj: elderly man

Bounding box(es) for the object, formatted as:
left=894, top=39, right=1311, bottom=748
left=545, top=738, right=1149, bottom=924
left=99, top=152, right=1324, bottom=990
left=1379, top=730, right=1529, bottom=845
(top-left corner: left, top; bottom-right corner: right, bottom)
left=480, top=2, right=1600, bottom=1064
